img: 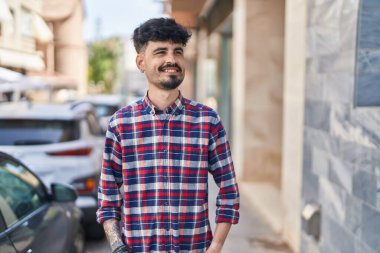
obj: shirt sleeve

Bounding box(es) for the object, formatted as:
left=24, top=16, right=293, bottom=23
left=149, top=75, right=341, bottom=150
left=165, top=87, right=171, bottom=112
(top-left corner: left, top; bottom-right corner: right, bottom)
left=96, top=117, right=123, bottom=224
left=208, top=114, right=240, bottom=224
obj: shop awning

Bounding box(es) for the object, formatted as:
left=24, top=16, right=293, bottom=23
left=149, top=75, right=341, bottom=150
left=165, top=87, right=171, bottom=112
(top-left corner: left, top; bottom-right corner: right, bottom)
left=0, top=67, right=48, bottom=92
left=0, top=67, right=24, bottom=83
left=28, top=71, right=78, bottom=90
left=0, top=48, right=45, bottom=71
left=33, top=14, right=53, bottom=44
left=0, top=0, right=13, bottom=23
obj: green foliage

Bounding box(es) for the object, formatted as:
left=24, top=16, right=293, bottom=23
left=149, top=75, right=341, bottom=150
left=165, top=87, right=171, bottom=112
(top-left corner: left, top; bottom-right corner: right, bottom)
left=88, top=37, right=122, bottom=93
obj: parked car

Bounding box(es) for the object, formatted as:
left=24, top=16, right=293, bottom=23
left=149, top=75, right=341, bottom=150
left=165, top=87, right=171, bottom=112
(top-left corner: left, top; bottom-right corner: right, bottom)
left=0, top=101, right=104, bottom=239
left=82, top=94, right=126, bottom=132
left=0, top=151, right=84, bottom=253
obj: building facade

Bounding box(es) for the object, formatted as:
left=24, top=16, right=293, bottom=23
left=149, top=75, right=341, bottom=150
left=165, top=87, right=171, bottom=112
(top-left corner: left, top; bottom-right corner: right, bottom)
left=39, top=0, right=88, bottom=97
left=300, top=1, right=380, bottom=252
left=169, top=0, right=380, bottom=252
left=0, top=0, right=51, bottom=72
left=0, top=0, right=87, bottom=100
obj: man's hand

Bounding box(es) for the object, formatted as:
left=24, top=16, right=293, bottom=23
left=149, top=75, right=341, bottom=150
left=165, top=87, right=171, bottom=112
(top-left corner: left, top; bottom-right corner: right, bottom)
left=103, top=219, right=125, bottom=251
left=206, top=249, right=221, bottom=253
left=206, top=241, right=223, bottom=253
left=206, top=223, right=232, bottom=253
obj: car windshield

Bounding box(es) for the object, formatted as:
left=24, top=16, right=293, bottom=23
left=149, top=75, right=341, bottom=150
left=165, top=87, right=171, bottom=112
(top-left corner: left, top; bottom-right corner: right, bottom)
left=95, top=104, right=119, bottom=117
left=0, top=119, right=80, bottom=145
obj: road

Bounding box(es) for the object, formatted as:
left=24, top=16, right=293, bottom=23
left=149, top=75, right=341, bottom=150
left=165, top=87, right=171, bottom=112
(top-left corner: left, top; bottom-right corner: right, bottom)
left=85, top=237, right=110, bottom=253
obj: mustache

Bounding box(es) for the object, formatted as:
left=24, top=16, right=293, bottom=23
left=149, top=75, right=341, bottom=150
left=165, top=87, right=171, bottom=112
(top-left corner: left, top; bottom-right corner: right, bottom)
left=158, top=63, right=182, bottom=72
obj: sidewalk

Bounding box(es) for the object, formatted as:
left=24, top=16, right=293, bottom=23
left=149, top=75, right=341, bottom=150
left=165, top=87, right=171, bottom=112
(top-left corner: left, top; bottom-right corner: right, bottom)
left=86, top=180, right=294, bottom=253
left=208, top=179, right=293, bottom=253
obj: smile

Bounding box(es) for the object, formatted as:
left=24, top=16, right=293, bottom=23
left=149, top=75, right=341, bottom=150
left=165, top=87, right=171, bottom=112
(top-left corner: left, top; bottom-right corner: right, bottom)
left=159, top=63, right=182, bottom=73
left=163, top=68, right=179, bottom=73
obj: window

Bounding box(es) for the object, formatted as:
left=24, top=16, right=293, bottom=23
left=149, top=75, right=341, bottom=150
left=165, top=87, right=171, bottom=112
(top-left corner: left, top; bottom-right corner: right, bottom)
left=21, top=7, right=33, bottom=37
left=86, top=113, right=102, bottom=136
left=355, top=0, right=380, bottom=106
left=95, top=104, right=119, bottom=117
left=0, top=119, right=80, bottom=145
left=0, top=158, right=47, bottom=227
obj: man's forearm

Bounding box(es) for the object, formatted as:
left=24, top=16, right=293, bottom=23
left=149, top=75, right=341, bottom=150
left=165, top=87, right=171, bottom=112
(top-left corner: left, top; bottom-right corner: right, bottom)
left=103, top=219, right=124, bottom=251
left=208, top=222, right=232, bottom=252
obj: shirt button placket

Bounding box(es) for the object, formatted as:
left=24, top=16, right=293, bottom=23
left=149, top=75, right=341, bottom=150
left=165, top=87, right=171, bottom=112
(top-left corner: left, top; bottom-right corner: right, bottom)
left=162, top=117, right=171, bottom=248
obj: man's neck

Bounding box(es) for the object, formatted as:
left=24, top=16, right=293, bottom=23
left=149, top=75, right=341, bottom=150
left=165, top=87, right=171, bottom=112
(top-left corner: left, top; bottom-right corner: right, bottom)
left=147, top=86, right=179, bottom=111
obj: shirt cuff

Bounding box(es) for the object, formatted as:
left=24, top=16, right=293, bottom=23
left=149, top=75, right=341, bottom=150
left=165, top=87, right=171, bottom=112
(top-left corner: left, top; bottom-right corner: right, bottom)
left=96, top=208, right=121, bottom=224
left=215, top=206, right=240, bottom=224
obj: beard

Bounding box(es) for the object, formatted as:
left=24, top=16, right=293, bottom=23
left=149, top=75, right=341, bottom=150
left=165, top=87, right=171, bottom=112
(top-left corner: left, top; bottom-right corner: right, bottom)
left=157, top=63, right=184, bottom=90
left=159, top=75, right=183, bottom=90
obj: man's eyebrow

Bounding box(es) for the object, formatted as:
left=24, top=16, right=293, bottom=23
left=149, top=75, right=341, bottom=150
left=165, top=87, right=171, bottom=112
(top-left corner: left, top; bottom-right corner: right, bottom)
left=153, top=47, right=168, bottom=53
left=152, top=47, right=184, bottom=53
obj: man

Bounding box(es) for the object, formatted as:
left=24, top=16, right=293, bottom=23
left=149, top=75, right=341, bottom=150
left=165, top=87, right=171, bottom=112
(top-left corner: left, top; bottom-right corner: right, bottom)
left=97, top=18, right=239, bottom=253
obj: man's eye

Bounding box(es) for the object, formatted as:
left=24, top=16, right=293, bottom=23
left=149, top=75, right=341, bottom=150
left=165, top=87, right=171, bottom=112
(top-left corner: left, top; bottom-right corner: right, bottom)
left=155, top=51, right=165, bottom=55
left=175, top=50, right=183, bottom=55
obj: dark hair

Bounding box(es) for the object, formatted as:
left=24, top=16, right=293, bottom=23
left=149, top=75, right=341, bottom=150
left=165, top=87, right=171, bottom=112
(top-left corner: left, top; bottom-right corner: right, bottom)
left=132, top=18, right=192, bottom=53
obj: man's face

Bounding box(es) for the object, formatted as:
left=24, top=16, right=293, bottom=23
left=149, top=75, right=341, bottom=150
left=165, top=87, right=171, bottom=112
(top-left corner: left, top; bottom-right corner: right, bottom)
left=137, top=41, right=186, bottom=90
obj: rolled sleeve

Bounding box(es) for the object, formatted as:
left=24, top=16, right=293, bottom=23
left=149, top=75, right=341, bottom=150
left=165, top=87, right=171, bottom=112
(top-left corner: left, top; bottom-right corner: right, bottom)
left=96, top=117, right=123, bottom=224
left=208, top=115, right=240, bottom=224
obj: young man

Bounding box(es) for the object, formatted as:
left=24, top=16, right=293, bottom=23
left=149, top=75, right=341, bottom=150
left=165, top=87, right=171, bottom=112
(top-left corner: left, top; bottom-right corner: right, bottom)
left=97, top=18, right=239, bottom=253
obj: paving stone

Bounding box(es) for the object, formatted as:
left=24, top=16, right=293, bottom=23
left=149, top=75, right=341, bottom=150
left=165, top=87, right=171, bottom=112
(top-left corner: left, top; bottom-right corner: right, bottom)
left=209, top=180, right=293, bottom=253
left=361, top=203, right=380, bottom=252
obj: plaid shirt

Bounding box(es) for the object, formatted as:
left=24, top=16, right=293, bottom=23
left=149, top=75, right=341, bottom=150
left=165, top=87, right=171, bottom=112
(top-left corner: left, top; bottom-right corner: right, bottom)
left=97, top=93, right=239, bottom=253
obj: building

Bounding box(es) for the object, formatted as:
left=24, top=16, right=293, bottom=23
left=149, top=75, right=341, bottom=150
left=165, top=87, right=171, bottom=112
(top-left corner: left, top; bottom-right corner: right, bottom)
left=0, top=0, right=88, bottom=100
left=38, top=0, right=88, bottom=98
left=0, top=0, right=52, bottom=73
left=168, top=0, right=380, bottom=253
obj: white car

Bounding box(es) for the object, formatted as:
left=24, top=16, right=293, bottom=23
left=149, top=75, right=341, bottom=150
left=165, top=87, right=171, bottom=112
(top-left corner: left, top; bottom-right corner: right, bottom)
left=82, top=94, right=126, bottom=132
left=0, top=101, right=105, bottom=239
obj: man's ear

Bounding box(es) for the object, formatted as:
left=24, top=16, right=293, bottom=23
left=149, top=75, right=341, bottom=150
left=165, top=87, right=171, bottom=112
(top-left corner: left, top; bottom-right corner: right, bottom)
left=136, top=53, right=145, bottom=72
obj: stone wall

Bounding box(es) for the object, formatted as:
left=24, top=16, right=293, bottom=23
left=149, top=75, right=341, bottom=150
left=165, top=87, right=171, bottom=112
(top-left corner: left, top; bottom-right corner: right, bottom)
left=301, top=0, right=380, bottom=253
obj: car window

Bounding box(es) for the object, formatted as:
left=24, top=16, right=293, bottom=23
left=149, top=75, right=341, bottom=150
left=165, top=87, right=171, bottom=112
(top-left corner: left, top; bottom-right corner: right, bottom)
left=95, top=105, right=119, bottom=117
left=86, top=112, right=102, bottom=136
left=0, top=159, right=47, bottom=227
left=0, top=119, right=80, bottom=145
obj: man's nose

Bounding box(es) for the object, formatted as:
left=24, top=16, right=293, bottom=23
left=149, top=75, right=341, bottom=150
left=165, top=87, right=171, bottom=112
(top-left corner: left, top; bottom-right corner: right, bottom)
left=165, top=53, right=176, bottom=64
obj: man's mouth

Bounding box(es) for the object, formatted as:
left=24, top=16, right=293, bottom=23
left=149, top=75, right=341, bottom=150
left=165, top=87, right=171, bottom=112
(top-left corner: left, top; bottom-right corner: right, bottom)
left=163, top=68, right=179, bottom=73
left=159, top=64, right=182, bottom=73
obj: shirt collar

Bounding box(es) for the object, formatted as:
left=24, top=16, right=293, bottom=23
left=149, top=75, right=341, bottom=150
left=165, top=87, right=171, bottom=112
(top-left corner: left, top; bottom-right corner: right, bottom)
left=142, top=91, right=184, bottom=115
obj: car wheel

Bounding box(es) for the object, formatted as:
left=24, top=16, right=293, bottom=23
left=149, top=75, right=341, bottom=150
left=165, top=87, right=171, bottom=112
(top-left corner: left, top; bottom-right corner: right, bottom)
left=85, top=222, right=105, bottom=240
left=71, top=225, right=86, bottom=253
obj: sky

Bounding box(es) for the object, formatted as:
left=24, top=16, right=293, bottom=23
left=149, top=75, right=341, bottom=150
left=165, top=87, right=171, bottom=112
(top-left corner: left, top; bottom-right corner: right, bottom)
left=83, top=0, right=167, bottom=42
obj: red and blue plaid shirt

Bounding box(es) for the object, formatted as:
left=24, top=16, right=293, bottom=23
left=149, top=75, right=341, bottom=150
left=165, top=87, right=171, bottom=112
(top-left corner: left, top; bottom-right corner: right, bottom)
left=97, top=93, right=239, bottom=253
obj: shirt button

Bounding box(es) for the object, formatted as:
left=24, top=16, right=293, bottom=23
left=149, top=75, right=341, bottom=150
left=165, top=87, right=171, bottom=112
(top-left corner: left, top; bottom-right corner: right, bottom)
left=164, top=201, right=169, bottom=206
left=163, top=176, right=168, bottom=181
left=163, top=149, right=168, bottom=153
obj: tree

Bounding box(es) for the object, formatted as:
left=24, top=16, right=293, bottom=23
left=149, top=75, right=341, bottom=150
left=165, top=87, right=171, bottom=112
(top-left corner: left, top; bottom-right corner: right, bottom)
left=88, top=37, right=122, bottom=93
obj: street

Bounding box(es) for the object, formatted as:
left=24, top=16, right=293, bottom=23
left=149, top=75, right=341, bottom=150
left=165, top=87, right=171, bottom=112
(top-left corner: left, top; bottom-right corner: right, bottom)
left=85, top=178, right=292, bottom=253
left=86, top=238, right=111, bottom=253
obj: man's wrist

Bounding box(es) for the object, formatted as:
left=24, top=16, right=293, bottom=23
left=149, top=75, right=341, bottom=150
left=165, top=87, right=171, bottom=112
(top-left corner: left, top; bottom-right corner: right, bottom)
left=111, top=244, right=133, bottom=253
left=209, top=241, right=223, bottom=252
left=111, top=241, right=125, bottom=251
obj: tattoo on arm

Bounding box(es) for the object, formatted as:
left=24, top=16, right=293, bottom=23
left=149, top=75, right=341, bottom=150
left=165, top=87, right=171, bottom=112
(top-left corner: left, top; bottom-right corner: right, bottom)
left=103, top=219, right=124, bottom=250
